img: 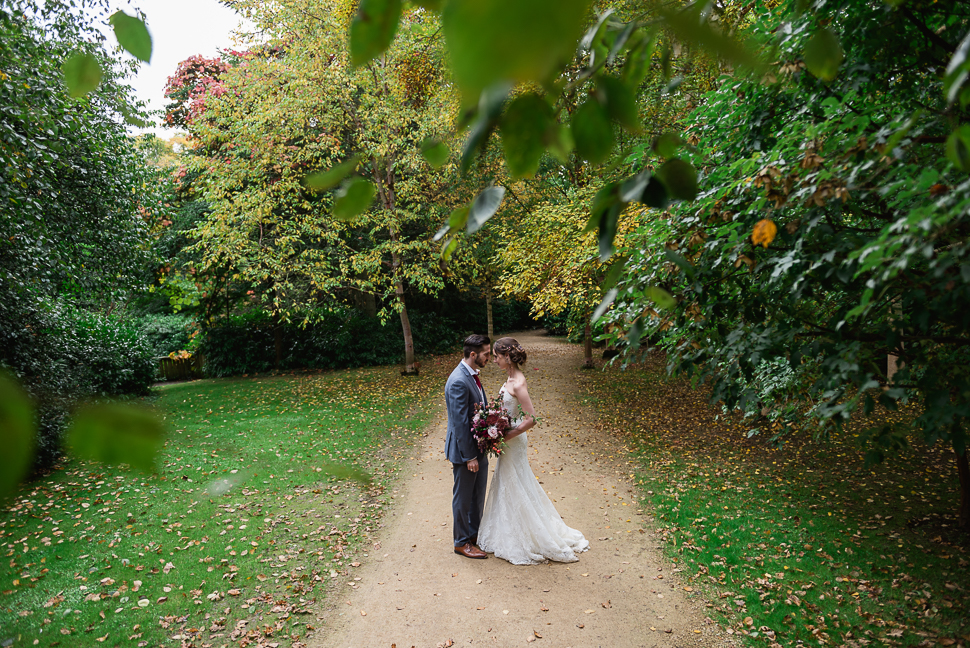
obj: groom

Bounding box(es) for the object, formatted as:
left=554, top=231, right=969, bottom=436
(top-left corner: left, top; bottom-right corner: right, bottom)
left=445, top=334, right=491, bottom=559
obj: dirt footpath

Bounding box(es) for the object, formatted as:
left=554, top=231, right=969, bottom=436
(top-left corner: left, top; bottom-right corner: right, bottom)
left=311, top=333, right=736, bottom=648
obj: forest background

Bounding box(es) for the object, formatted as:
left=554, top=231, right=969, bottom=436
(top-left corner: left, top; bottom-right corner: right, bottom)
left=1, top=0, right=970, bottom=619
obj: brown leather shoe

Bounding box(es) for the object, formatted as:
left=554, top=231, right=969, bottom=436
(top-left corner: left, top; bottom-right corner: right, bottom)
left=454, top=543, right=487, bottom=559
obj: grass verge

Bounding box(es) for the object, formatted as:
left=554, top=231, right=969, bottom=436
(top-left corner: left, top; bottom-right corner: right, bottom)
left=1, top=358, right=452, bottom=648
left=581, top=353, right=970, bottom=648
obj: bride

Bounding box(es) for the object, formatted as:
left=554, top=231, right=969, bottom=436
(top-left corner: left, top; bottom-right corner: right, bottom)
left=477, top=337, right=590, bottom=565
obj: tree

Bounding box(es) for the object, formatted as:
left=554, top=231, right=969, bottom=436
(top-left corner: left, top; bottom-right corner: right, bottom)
left=173, top=0, right=457, bottom=372
left=0, top=1, right=169, bottom=485
left=600, top=0, right=970, bottom=529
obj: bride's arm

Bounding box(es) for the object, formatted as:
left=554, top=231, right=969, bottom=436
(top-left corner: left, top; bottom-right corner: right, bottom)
left=503, top=381, right=536, bottom=440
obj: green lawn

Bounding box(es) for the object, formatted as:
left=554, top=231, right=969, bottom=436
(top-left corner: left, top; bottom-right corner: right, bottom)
left=581, top=353, right=970, bottom=648
left=0, top=359, right=451, bottom=648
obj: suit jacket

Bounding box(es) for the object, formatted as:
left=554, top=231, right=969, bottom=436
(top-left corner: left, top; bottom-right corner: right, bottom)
left=444, top=360, right=487, bottom=464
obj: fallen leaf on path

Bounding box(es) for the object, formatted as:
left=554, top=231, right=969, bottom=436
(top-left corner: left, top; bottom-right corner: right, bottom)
left=584, top=609, right=594, bottom=614
left=602, top=600, right=611, bottom=608
left=360, top=610, right=366, bottom=616
left=540, top=605, right=549, bottom=612
left=534, top=630, right=542, bottom=638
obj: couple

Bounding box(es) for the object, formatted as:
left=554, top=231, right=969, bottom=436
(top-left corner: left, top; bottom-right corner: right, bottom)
left=444, top=334, right=589, bottom=565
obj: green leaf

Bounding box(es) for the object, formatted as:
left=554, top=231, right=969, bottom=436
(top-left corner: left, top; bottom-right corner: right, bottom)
left=500, top=93, right=553, bottom=178
left=593, top=288, right=618, bottom=322
left=434, top=204, right=471, bottom=241
left=620, top=168, right=652, bottom=203
left=803, top=27, right=843, bottom=82
left=586, top=184, right=622, bottom=261
left=303, top=155, right=361, bottom=191
left=350, top=0, right=403, bottom=67
left=653, top=132, right=683, bottom=159
left=572, top=97, right=614, bottom=165
left=946, top=124, right=970, bottom=172
left=0, top=373, right=33, bottom=501
left=546, top=124, right=574, bottom=162
left=67, top=404, right=166, bottom=472
left=645, top=286, right=676, bottom=310
left=333, top=178, right=377, bottom=221
left=599, top=76, right=640, bottom=132
left=584, top=183, right=620, bottom=233
left=579, top=9, right=614, bottom=52
left=639, top=176, right=669, bottom=209
left=317, top=461, right=373, bottom=486
left=659, top=6, right=763, bottom=73
left=656, top=158, right=698, bottom=201
left=665, top=250, right=695, bottom=278
left=442, top=0, right=593, bottom=100
left=61, top=52, right=103, bottom=98
left=944, top=30, right=970, bottom=105
left=460, top=82, right=510, bottom=173
left=110, top=11, right=152, bottom=63
left=441, top=236, right=460, bottom=261
left=603, top=254, right=628, bottom=290
left=467, top=186, right=505, bottom=234
left=623, top=28, right=657, bottom=86
left=420, top=138, right=450, bottom=168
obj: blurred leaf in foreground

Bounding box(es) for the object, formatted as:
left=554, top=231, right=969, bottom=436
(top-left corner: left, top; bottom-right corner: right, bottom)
left=67, top=403, right=166, bottom=472
left=62, top=51, right=103, bottom=97
left=0, top=373, right=34, bottom=500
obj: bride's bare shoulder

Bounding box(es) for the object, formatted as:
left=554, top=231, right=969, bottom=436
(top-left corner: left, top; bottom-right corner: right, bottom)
left=510, top=373, right=529, bottom=393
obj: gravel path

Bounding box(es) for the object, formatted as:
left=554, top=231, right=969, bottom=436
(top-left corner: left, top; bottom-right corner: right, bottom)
left=311, top=332, right=737, bottom=648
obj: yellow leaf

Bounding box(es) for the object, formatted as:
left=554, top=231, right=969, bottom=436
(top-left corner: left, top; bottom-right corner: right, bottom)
left=752, top=219, right=778, bottom=248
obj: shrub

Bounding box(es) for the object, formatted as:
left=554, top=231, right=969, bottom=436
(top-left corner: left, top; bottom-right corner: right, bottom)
left=199, top=307, right=466, bottom=376
left=135, top=313, right=195, bottom=357
left=1, top=299, right=157, bottom=470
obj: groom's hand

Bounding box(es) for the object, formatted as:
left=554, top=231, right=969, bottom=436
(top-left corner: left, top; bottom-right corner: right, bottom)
left=466, top=459, right=479, bottom=473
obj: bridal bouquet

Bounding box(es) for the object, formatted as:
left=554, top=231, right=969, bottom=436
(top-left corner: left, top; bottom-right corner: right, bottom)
left=471, top=396, right=512, bottom=458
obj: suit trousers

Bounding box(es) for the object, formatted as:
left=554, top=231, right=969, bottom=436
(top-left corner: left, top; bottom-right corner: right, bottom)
left=452, top=456, right=488, bottom=547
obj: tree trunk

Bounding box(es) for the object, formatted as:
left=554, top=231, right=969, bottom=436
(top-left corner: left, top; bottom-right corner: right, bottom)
left=583, top=322, right=594, bottom=368
left=391, top=249, right=416, bottom=374
left=957, top=442, right=970, bottom=531
left=486, top=286, right=494, bottom=341
left=273, top=320, right=283, bottom=371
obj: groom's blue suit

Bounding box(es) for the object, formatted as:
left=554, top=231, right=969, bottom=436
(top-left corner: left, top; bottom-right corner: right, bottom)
left=445, top=360, right=488, bottom=548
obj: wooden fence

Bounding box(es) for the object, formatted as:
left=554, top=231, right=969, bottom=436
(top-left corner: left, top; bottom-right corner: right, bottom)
left=158, top=355, right=204, bottom=381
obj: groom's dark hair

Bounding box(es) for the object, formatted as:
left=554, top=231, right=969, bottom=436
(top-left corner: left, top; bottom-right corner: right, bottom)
left=463, top=334, right=491, bottom=358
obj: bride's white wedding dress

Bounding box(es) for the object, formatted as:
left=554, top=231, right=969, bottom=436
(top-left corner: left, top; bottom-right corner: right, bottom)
left=477, top=388, right=589, bottom=565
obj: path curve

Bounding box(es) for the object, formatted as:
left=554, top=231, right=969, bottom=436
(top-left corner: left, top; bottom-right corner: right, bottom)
left=311, top=332, right=736, bottom=648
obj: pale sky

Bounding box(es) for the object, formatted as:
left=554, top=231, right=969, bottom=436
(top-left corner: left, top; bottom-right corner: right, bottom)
left=109, top=0, right=253, bottom=137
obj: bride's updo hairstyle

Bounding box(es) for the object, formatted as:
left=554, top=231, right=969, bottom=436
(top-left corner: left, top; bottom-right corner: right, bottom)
left=494, top=337, right=527, bottom=367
